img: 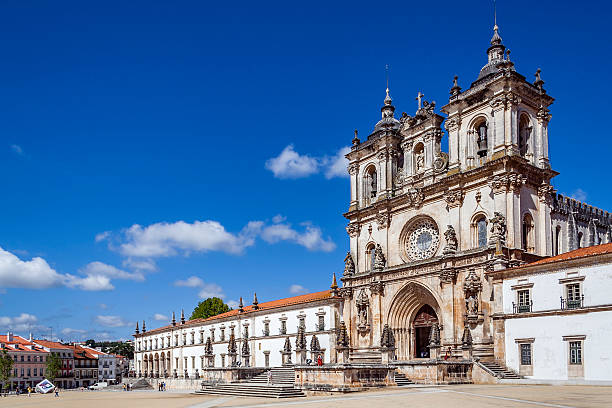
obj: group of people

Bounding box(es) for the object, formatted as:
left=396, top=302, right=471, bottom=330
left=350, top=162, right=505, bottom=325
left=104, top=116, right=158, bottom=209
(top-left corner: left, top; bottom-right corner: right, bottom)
left=157, top=382, right=166, bottom=391
left=122, top=383, right=133, bottom=391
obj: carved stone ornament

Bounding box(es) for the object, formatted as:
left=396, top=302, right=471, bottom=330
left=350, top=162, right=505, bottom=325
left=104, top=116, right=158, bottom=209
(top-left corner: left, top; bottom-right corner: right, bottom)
left=343, top=252, right=355, bottom=276
left=339, top=286, right=353, bottom=299
left=369, top=280, right=384, bottom=296
left=463, top=269, right=482, bottom=316
left=507, top=173, right=527, bottom=192
left=489, top=173, right=526, bottom=194
left=373, top=244, right=386, bottom=271
left=347, top=163, right=359, bottom=175
left=355, top=289, right=370, bottom=333
left=439, top=267, right=457, bottom=284
left=444, top=189, right=464, bottom=208
left=443, top=225, right=458, bottom=255
left=346, top=222, right=361, bottom=238
left=376, top=212, right=391, bottom=230
left=406, top=188, right=425, bottom=209
left=433, top=152, right=449, bottom=172
left=538, top=182, right=555, bottom=203
left=488, top=211, right=507, bottom=246
left=404, top=219, right=440, bottom=261
left=537, top=105, right=552, bottom=123
left=444, top=118, right=459, bottom=132
left=380, top=324, right=395, bottom=349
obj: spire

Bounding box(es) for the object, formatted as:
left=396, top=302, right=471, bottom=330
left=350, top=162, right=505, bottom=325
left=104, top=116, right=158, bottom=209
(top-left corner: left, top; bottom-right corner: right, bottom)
left=238, top=297, right=244, bottom=313
left=461, top=325, right=473, bottom=347
left=450, top=75, right=461, bottom=96
left=171, top=311, right=176, bottom=326
left=295, top=325, right=307, bottom=350
left=142, top=320, right=146, bottom=333
left=352, top=129, right=360, bottom=146
left=252, top=293, right=259, bottom=310
left=534, top=68, right=545, bottom=90
left=374, top=68, right=400, bottom=132
left=310, top=334, right=321, bottom=352
left=180, top=309, right=185, bottom=324
left=283, top=336, right=292, bottom=352
left=330, top=273, right=339, bottom=296
left=135, top=321, right=139, bottom=335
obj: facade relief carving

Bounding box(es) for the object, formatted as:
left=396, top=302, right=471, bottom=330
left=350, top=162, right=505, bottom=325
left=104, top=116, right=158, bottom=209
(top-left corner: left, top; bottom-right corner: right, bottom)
left=376, top=212, right=391, bottom=230
left=373, top=244, right=386, bottom=272
left=488, top=212, right=507, bottom=247
left=346, top=222, right=361, bottom=238
left=443, top=225, right=458, bottom=255
left=369, top=280, right=384, bottom=296
left=444, top=189, right=464, bottom=208
left=463, top=269, right=483, bottom=326
left=355, top=289, right=370, bottom=333
left=343, top=252, right=355, bottom=276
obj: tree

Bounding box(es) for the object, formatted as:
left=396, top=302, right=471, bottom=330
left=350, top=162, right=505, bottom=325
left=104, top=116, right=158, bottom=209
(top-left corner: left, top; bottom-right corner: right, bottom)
left=190, top=297, right=231, bottom=320
left=0, top=350, right=14, bottom=393
left=46, top=353, right=62, bottom=385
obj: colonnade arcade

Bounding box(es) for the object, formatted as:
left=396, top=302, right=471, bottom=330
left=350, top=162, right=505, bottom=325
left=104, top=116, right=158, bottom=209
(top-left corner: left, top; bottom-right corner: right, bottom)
left=141, top=352, right=170, bottom=376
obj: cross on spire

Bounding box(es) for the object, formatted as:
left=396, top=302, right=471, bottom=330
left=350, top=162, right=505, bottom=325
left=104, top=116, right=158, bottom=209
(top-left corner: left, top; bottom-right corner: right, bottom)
left=416, top=92, right=424, bottom=109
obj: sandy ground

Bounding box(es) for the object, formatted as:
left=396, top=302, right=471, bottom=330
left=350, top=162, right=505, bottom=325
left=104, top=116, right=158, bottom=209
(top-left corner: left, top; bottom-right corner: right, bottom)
left=1, top=384, right=612, bottom=408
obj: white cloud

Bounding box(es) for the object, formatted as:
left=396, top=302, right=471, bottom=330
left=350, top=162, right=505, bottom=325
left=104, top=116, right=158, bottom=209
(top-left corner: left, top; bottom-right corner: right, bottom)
left=99, top=303, right=108, bottom=310
left=570, top=188, right=587, bottom=202
left=272, top=214, right=286, bottom=224
left=95, top=231, right=111, bottom=242
left=289, top=284, right=308, bottom=295
left=95, top=315, right=129, bottom=328
left=0, top=313, right=38, bottom=332
left=66, top=274, right=114, bottom=291
left=174, top=276, right=204, bottom=288
left=226, top=300, right=239, bottom=309
left=265, top=144, right=350, bottom=179
left=61, top=328, right=86, bottom=336
left=198, top=283, right=225, bottom=299
left=153, top=313, right=168, bottom=321
left=323, top=146, right=351, bottom=179
left=0, top=246, right=66, bottom=289
left=265, top=145, right=320, bottom=179
left=118, top=220, right=263, bottom=258
left=10, top=144, right=24, bottom=156
left=261, top=223, right=336, bottom=252
left=80, top=261, right=144, bottom=282
left=122, top=258, right=157, bottom=272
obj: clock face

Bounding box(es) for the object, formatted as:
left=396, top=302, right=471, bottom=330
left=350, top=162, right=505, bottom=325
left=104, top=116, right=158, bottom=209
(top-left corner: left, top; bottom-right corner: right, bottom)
left=406, top=219, right=440, bottom=261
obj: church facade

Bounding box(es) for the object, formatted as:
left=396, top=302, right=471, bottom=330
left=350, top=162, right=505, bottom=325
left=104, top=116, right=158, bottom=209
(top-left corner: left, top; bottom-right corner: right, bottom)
left=340, top=23, right=611, bottom=369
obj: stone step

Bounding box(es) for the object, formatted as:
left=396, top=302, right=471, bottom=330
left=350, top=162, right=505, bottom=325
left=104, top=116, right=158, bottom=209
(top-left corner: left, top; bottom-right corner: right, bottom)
left=196, top=384, right=305, bottom=398
left=394, top=373, right=413, bottom=386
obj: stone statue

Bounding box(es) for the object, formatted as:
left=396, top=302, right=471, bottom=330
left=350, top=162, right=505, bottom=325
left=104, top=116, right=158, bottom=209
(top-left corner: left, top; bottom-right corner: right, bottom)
left=465, top=295, right=478, bottom=315
left=356, top=289, right=369, bottom=331
left=373, top=244, right=386, bottom=272
left=489, top=212, right=507, bottom=246
left=443, top=225, right=458, bottom=255
left=416, top=151, right=424, bottom=172
left=344, top=252, right=355, bottom=276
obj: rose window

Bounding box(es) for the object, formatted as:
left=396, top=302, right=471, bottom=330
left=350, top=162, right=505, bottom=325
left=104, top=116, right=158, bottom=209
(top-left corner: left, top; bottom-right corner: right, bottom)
left=405, top=219, right=440, bottom=260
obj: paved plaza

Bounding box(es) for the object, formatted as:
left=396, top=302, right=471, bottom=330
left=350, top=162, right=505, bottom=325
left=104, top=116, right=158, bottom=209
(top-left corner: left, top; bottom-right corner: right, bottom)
left=2, top=385, right=612, bottom=408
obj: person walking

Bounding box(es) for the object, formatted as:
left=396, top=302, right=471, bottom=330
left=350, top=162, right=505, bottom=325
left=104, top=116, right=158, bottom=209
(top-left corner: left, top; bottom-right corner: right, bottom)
left=267, top=370, right=272, bottom=385
left=54, top=388, right=59, bottom=397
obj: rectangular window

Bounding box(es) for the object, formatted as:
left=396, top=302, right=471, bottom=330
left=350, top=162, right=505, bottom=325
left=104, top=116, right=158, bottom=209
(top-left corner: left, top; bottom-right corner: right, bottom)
left=318, top=315, right=325, bottom=331
left=569, top=341, right=582, bottom=364
left=175, top=335, right=179, bottom=346
left=280, top=320, right=287, bottom=335
left=566, top=284, right=582, bottom=309
left=221, top=355, right=225, bottom=367
left=200, top=332, right=204, bottom=344
left=211, top=329, right=215, bottom=342
left=191, top=333, right=195, bottom=344
left=13, top=368, right=17, bottom=377
left=220, top=329, right=225, bottom=341
left=520, top=344, right=532, bottom=365
left=517, top=290, right=531, bottom=312
left=27, top=368, right=31, bottom=376
left=264, top=322, right=270, bottom=336
left=299, top=317, right=305, bottom=329
left=34, top=368, right=37, bottom=376
left=192, top=356, right=195, bottom=368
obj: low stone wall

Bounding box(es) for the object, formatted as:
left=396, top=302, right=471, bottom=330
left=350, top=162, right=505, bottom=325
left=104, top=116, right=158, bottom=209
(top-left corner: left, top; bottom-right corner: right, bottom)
left=395, top=360, right=472, bottom=384
left=126, top=367, right=266, bottom=391
left=295, top=364, right=395, bottom=392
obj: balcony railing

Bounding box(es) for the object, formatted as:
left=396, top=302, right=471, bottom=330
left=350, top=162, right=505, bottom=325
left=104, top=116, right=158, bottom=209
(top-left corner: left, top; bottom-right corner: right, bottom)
left=561, top=295, right=584, bottom=310
left=512, top=301, right=532, bottom=313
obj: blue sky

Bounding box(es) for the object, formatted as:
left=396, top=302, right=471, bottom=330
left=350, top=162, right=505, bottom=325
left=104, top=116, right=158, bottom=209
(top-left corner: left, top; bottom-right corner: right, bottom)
left=0, top=0, right=610, bottom=341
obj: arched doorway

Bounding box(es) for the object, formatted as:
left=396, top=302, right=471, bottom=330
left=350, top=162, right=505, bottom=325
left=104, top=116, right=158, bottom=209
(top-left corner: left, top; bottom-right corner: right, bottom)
left=387, top=282, right=442, bottom=360
left=412, top=305, right=438, bottom=358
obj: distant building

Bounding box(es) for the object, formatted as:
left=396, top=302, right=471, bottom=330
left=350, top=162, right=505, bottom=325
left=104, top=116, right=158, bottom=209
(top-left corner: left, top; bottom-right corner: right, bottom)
left=33, top=340, right=75, bottom=388
left=84, top=347, right=117, bottom=383
left=0, top=333, right=48, bottom=391
left=68, top=345, right=98, bottom=387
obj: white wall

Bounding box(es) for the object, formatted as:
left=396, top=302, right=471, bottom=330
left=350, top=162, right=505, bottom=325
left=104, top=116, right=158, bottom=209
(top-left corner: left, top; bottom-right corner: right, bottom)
left=505, top=310, right=612, bottom=381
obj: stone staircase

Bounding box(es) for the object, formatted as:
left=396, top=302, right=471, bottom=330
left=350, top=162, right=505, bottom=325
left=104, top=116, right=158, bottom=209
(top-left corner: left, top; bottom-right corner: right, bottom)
left=349, top=350, right=382, bottom=364
left=394, top=372, right=413, bottom=386
left=195, top=367, right=305, bottom=398
left=479, top=361, right=521, bottom=379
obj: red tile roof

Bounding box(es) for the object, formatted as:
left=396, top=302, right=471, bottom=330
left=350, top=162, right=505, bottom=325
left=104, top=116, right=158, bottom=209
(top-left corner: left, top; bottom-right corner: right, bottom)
left=32, top=340, right=72, bottom=350
left=142, top=290, right=334, bottom=335
left=511, top=242, right=612, bottom=270
left=0, top=335, right=33, bottom=345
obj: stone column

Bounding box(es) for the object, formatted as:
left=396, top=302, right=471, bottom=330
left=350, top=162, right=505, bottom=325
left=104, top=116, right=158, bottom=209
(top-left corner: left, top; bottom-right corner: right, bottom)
left=378, top=150, right=388, bottom=197
left=538, top=183, right=554, bottom=256
left=348, top=163, right=359, bottom=212
left=336, top=346, right=349, bottom=364
left=537, top=106, right=551, bottom=168
left=401, top=141, right=413, bottom=178
left=445, top=117, right=461, bottom=172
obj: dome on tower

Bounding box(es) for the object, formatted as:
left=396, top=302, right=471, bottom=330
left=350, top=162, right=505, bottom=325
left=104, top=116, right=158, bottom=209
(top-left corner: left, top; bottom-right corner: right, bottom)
left=374, top=88, right=400, bottom=132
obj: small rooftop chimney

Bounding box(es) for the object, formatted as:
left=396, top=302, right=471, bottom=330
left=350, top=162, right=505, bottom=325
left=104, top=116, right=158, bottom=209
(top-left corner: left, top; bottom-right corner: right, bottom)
left=6, top=332, right=13, bottom=342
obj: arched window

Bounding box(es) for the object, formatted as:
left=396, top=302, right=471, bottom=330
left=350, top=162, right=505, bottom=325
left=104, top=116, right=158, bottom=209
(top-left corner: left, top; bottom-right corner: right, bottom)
left=522, top=214, right=535, bottom=253
left=475, top=119, right=488, bottom=157
left=577, top=232, right=583, bottom=249
left=554, top=225, right=562, bottom=256
left=366, top=243, right=376, bottom=271
left=365, top=166, right=377, bottom=199
left=414, top=143, right=425, bottom=173
left=472, top=215, right=488, bottom=248
left=518, top=114, right=531, bottom=157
